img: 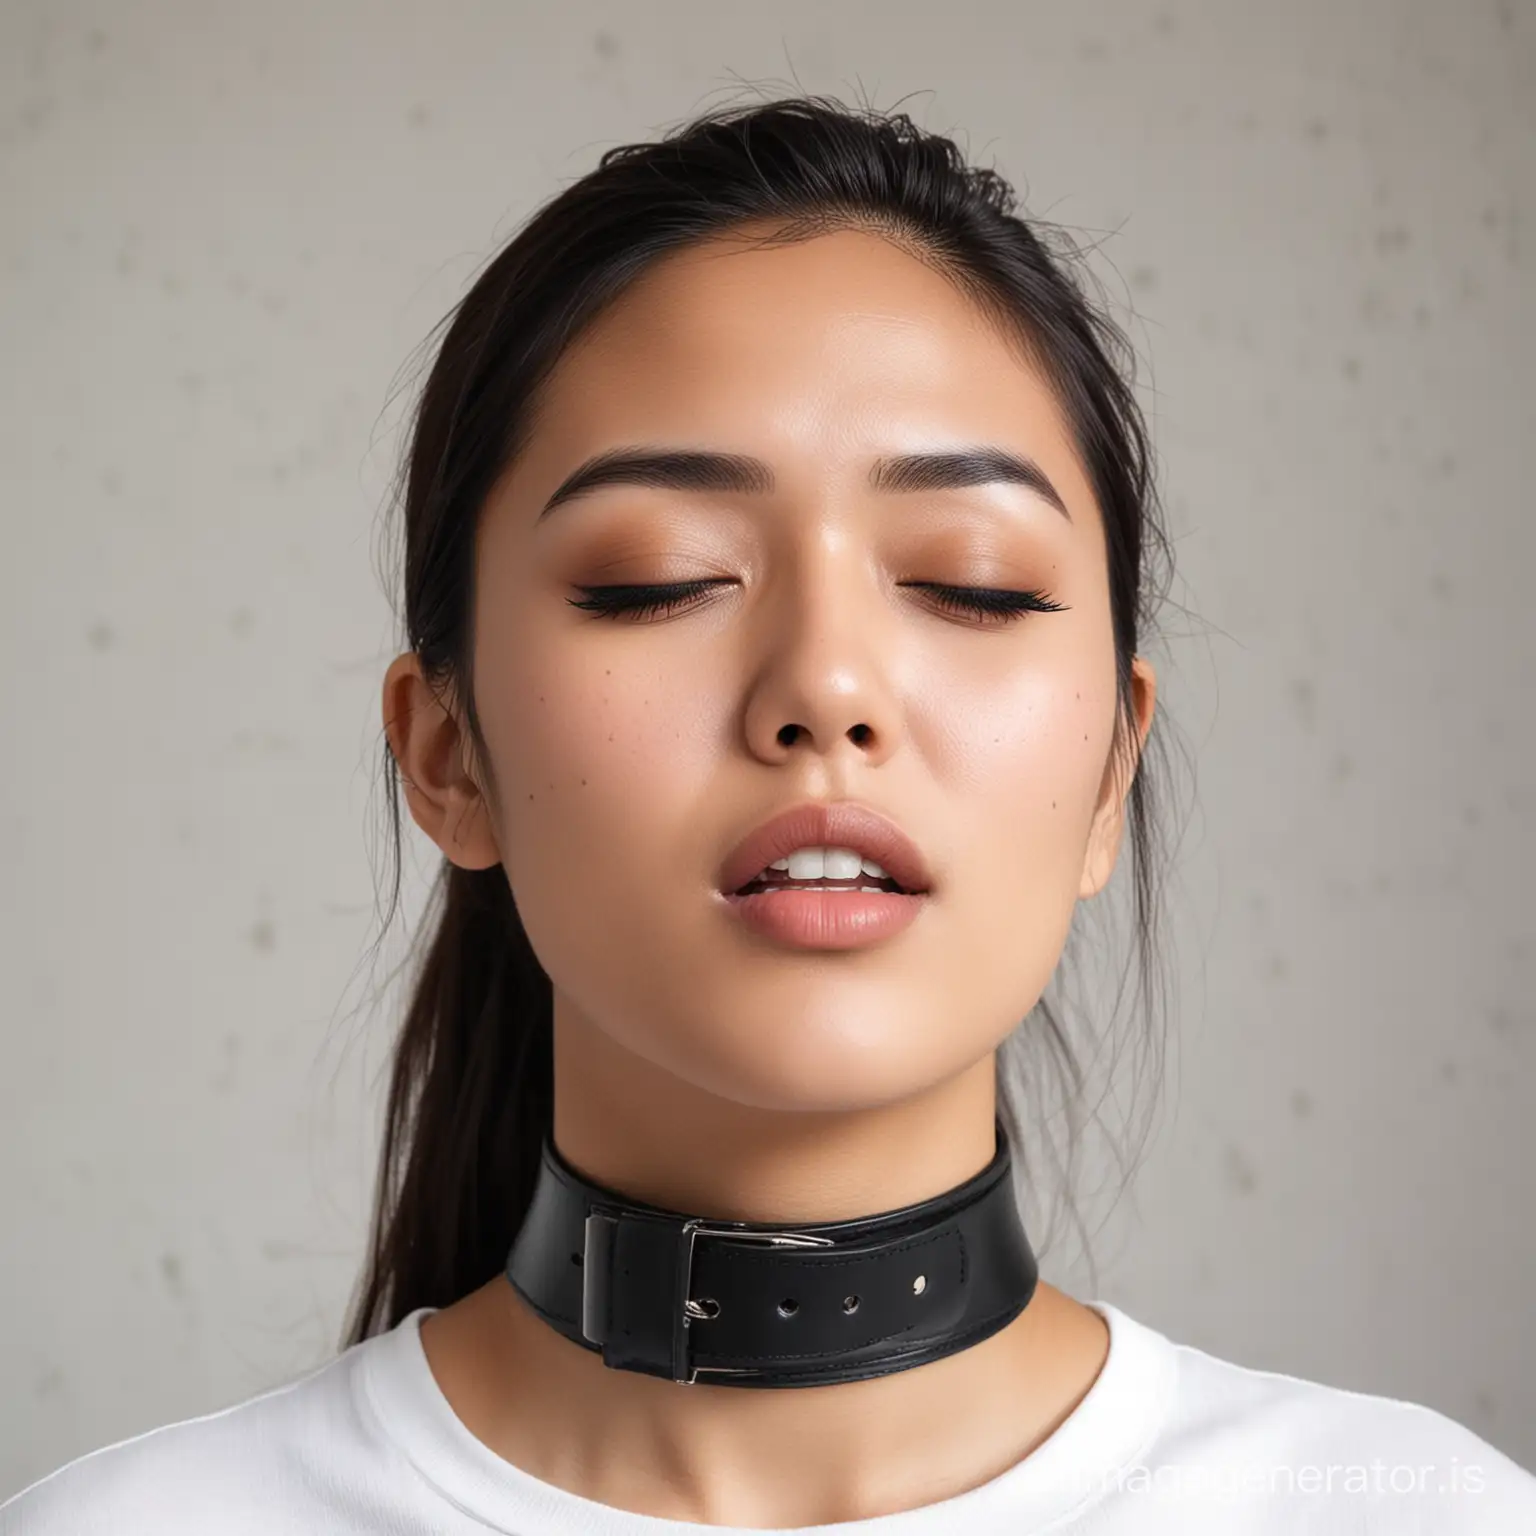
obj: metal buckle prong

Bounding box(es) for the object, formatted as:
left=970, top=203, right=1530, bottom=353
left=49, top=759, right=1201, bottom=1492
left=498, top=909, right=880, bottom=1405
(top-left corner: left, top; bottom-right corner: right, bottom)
left=671, top=1220, right=835, bottom=1384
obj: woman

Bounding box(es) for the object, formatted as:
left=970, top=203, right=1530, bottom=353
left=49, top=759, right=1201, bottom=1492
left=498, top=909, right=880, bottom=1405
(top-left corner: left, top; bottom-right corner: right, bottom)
left=5, top=93, right=1534, bottom=1534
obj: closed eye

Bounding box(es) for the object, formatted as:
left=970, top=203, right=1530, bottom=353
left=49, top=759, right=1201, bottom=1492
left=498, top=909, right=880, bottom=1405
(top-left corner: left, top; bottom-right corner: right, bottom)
left=904, top=583, right=1066, bottom=624
left=567, top=580, right=1066, bottom=625
left=567, top=580, right=732, bottom=621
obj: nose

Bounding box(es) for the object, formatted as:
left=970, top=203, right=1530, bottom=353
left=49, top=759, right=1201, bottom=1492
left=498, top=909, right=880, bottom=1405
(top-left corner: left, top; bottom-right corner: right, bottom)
left=739, top=568, right=904, bottom=770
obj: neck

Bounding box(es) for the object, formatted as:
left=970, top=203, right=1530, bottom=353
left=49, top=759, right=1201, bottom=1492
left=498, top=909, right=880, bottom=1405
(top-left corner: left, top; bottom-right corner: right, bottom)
left=546, top=987, right=1004, bottom=1224
left=416, top=1033, right=1111, bottom=1524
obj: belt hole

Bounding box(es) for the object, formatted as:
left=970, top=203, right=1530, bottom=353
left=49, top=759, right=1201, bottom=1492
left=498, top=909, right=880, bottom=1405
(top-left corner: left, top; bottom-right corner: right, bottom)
left=913, top=1274, right=927, bottom=1295
left=777, top=1298, right=799, bottom=1317
left=842, top=1294, right=860, bottom=1313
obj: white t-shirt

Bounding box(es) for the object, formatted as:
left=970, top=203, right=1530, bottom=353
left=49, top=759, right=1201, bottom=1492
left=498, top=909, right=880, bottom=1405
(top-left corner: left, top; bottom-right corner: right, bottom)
left=4, top=1298, right=1535, bottom=1534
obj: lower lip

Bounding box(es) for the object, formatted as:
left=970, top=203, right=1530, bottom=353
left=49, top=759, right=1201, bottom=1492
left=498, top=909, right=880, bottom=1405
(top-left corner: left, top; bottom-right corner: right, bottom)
left=718, top=887, right=928, bottom=949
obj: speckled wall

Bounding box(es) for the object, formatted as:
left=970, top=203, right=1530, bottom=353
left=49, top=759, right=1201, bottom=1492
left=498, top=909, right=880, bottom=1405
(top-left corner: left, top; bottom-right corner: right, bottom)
left=1, top=0, right=1531, bottom=1496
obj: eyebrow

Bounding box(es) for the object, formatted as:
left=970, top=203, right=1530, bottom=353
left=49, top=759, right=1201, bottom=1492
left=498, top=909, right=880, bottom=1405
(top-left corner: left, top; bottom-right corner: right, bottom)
left=536, top=446, right=1072, bottom=522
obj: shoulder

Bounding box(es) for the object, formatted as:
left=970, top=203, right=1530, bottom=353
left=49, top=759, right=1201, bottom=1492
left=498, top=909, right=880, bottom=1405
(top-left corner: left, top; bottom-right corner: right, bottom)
left=0, top=1339, right=394, bottom=1535
left=1156, top=1325, right=1536, bottom=1530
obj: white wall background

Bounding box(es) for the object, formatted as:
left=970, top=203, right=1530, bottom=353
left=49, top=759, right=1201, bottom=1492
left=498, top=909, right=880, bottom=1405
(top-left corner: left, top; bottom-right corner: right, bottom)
left=2, top=0, right=1532, bottom=1498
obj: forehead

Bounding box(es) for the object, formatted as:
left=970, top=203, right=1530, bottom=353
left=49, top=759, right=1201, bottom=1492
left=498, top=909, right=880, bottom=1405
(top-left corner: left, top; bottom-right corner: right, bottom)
left=512, top=225, right=1095, bottom=521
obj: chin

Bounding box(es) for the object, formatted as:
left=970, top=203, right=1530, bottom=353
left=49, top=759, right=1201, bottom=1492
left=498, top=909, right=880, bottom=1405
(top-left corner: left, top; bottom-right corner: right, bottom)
left=645, top=998, right=976, bottom=1115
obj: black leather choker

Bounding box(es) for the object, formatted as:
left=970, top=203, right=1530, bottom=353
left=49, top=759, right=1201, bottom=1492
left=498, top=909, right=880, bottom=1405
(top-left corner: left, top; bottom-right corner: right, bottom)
left=504, top=1117, right=1038, bottom=1388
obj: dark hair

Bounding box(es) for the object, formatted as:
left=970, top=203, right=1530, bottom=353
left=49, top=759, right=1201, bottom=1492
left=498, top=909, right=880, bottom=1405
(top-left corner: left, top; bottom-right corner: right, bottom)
left=343, top=90, right=1183, bottom=1348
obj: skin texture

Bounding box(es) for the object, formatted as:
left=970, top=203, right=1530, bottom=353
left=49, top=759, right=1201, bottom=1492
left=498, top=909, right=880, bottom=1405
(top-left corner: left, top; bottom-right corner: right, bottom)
left=383, top=222, right=1157, bottom=1526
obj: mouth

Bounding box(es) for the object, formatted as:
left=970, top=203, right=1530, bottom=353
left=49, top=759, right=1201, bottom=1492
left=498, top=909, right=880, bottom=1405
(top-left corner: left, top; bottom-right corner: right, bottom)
left=730, top=869, right=913, bottom=898
left=716, top=838, right=930, bottom=950
left=715, top=801, right=934, bottom=901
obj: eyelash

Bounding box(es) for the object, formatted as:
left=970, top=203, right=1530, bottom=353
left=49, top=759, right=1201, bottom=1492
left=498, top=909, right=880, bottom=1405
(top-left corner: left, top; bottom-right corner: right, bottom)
left=566, top=579, right=1065, bottom=625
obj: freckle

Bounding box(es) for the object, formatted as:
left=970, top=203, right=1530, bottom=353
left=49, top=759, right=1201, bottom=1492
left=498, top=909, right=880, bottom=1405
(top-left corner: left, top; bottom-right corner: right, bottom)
left=580, top=778, right=587, bottom=786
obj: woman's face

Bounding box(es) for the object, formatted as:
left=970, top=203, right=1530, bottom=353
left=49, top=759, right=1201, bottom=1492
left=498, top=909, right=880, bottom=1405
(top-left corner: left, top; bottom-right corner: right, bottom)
left=400, top=225, right=1154, bottom=1128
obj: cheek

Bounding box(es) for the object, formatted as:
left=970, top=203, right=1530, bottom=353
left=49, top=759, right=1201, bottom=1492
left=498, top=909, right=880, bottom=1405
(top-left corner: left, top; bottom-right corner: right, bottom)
left=474, top=608, right=725, bottom=882
left=971, top=671, right=1112, bottom=834
left=923, top=617, right=1116, bottom=846
left=472, top=614, right=751, bottom=1076
left=920, top=638, right=1118, bottom=1002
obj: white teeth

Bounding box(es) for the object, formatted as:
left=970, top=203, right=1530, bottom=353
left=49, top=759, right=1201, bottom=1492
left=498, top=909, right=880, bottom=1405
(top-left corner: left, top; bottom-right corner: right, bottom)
left=825, top=848, right=865, bottom=880
left=786, top=848, right=823, bottom=879
left=762, top=847, right=890, bottom=882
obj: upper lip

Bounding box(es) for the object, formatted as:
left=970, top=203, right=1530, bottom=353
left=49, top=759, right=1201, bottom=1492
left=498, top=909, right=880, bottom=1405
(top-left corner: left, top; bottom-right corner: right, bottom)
left=716, top=801, right=934, bottom=896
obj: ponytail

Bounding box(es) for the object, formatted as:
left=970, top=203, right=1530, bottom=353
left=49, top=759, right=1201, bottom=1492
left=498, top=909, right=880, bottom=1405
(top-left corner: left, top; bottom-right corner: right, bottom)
left=342, top=861, right=551, bottom=1345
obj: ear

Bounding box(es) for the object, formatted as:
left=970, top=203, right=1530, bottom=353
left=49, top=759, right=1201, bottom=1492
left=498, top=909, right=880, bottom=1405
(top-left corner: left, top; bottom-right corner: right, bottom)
left=381, top=653, right=503, bottom=871
left=1079, top=656, right=1157, bottom=899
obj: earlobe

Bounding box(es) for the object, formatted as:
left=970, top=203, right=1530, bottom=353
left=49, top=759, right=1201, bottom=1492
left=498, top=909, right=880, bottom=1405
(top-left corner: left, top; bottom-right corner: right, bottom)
left=1078, top=801, right=1123, bottom=900
left=1077, top=656, right=1157, bottom=900
left=382, top=653, right=504, bottom=872
left=404, top=776, right=503, bottom=872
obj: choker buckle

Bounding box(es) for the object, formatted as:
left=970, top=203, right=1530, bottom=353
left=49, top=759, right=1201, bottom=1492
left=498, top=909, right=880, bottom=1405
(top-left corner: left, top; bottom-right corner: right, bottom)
left=673, top=1220, right=836, bottom=1384
left=581, top=1210, right=834, bottom=1384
